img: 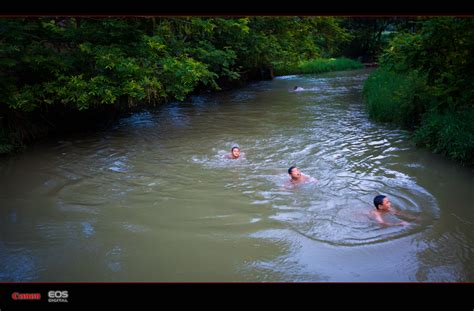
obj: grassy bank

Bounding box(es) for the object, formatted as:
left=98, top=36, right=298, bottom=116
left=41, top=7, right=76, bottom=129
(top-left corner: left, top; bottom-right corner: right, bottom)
left=363, top=68, right=474, bottom=166
left=274, top=57, right=363, bottom=76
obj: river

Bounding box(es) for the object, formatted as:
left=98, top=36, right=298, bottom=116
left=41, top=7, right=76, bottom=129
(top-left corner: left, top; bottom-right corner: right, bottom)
left=1, top=68, right=473, bottom=281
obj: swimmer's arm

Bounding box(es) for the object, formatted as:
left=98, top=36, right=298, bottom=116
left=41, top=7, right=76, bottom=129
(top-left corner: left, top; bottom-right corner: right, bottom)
left=373, top=212, right=407, bottom=227
left=380, top=220, right=409, bottom=227
left=282, top=181, right=294, bottom=190
left=393, top=209, right=419, bottom=220
left=374, top=213, right=387, bottom=225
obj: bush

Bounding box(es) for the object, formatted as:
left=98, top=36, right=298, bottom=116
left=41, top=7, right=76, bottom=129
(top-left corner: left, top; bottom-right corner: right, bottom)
left=363, top=68, right=431, bottom=128
left=413, top=110, right=474, bottom=165
left=0, top=126, right=23, bottom=155
left=363, top=17, right=474, bottom=166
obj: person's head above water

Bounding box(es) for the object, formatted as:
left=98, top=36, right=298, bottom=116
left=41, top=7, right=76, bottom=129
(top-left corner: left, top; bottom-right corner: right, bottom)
left=293, top=86, right=299, bottom=90
left=231, top=146, right=241, bottom=159
left=288, top=166, right=301, bottom=179
left=373, top=195, right=391, bottom=210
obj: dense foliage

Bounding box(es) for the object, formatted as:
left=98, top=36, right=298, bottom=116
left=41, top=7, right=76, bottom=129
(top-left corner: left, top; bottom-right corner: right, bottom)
left=0, top=17, right=351, bottom=112
left=363, top=18, right=474, bottom=165
left=0, top=17, right=352, bottom=153
left=339, top=17, right=422, bottom=62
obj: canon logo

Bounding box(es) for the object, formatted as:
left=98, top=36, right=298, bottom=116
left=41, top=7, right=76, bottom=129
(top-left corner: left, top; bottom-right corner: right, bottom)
left=48, top=290, right=69, bottom=303
left=11, top=292, right=41, bottom=300
left=48, top=291, right=68, bottom=299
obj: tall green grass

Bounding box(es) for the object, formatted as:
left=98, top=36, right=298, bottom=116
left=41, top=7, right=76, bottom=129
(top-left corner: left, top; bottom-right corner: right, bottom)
left=363, top=68, right=474, bottom=166
left=363, top=68, right=429, bottom=128
left=274, top=57, right=363, bottom=76
left=413, top=110, right=474, bottom=164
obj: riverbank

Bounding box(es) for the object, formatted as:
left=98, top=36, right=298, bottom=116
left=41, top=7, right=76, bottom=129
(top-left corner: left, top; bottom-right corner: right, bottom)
left=363, top=68, right=474, bottom=167
left=0, top=57, right=363, bottom=157
left=0, top=17, right=354, bottom=156
left=274, top=57, right=363, bottom=76
left=362, top=18, right=474, bottom=167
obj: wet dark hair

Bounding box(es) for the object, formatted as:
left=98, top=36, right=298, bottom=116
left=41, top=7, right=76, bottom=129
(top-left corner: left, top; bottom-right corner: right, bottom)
left=231, top=146, right=240, bottom=152
left=288, top=166, right=296, bottom=174
left=373, top=195, right=386, bottom=210
left=294, top=86, right=298, bottom=90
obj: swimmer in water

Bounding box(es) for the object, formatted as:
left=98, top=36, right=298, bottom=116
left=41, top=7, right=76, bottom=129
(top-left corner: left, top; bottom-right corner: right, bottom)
left=293, top=86, right=304, bottom=92
left=285, top=166, right=315, bottom=187
left=225, top=146, right=241, bottom=159
left=370, top=195, right=418, bottom=227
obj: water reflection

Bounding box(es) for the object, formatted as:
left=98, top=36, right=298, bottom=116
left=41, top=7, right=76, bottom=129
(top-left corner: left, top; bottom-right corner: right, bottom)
left=0, top=244, right=39, bottom=281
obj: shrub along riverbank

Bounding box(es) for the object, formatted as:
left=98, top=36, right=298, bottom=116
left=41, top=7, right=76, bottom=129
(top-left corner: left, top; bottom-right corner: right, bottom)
left=363, top=18, right=474, bottom=166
